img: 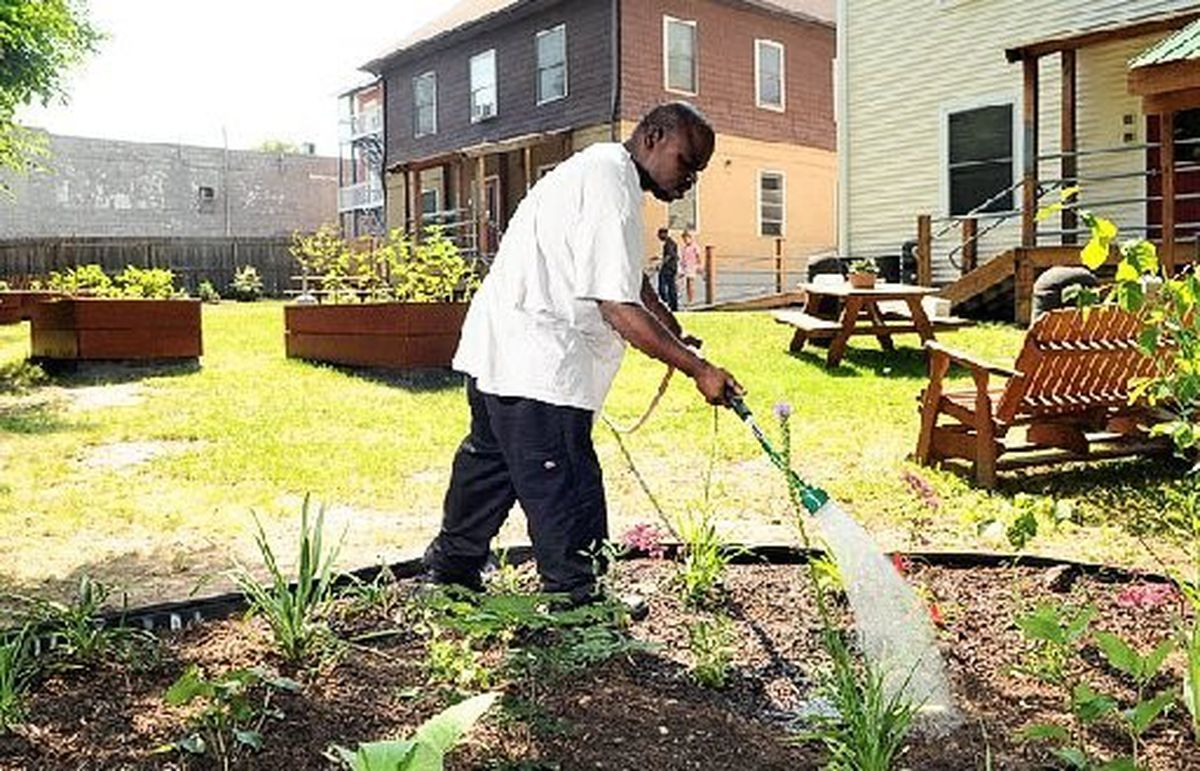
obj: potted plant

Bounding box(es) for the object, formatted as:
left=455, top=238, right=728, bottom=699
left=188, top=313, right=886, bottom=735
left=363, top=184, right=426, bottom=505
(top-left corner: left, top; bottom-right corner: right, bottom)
left=848, top=258, right=879, bottom=289
left=284, top=225, right=480, bottom=369
left=29, top=264, right=202, bottom=362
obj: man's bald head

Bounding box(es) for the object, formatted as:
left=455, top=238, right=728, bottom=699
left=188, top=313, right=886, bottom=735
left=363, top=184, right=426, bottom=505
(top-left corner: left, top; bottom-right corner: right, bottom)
left=626, top=102, right=715, bottom=203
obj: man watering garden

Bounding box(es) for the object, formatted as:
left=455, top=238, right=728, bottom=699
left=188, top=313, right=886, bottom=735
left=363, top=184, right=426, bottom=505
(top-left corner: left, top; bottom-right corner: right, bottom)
left=423, top=102, right=742, bottom=606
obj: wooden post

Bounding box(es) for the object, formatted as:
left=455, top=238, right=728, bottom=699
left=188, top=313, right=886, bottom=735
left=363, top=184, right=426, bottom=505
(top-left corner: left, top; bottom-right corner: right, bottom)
left=523, top=146, right=533, bottom=196
left=410, top=168, right=423, bottom=237
left=916, top=214, right=933, bottom=286
left=1162, top=110, right=1177, bottom=277
left=704, top=245, right=715, bottom=305
left=774, top=238, right=784, bottom=294
left=1014, top=249, right=1036, bottom=325
left=476, top=156, right=488, bottom=256
left=961, top=217, right=978, bottom=275
left=1022, top=56, right=1040, bottom=248
left=1061, top=50, right=1078, bottom=245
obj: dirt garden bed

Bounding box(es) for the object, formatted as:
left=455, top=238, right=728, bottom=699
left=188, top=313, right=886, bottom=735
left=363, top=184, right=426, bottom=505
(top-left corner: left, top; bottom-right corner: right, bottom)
left=0, top=554, right=1196, bottom=770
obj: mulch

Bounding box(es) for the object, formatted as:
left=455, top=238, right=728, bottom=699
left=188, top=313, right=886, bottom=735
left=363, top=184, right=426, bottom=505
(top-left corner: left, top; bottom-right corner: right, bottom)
left=0, top=559, right=1196, bottom=770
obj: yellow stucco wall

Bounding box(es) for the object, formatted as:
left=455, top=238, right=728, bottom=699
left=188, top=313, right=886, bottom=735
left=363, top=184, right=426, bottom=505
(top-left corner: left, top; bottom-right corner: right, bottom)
left=619, top=120, right=837, bottom=270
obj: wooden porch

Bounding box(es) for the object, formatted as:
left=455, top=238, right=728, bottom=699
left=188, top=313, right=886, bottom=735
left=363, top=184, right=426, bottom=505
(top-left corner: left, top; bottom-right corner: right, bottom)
left=916, top=11, right=1200, bottom=323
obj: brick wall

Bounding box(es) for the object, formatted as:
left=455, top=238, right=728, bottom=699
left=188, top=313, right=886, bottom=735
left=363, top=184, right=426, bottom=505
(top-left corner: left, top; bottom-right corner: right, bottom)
left=0, top=134, right=338, bottom=238
left=620, top=0, right=835, bottom=151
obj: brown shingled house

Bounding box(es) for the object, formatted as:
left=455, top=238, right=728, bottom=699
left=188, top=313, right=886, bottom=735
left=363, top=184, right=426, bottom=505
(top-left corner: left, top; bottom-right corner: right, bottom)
left=358, top=0, right=836, bottom=277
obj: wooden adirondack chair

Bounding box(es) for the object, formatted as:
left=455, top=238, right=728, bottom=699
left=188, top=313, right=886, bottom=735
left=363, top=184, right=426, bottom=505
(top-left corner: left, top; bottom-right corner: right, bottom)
left=914, top=307, right=1172, bottom=488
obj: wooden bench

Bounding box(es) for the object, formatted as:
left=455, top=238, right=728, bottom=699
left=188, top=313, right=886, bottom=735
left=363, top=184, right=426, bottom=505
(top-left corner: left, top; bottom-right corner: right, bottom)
left=914, top=306, right=1172, bottom=488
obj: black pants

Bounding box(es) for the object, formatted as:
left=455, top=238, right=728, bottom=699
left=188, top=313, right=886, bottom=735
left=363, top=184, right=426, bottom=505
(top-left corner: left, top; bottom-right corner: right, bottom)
left=424, top=378, right=608, bottom=599
left=658, top=265, right=679, bottom=311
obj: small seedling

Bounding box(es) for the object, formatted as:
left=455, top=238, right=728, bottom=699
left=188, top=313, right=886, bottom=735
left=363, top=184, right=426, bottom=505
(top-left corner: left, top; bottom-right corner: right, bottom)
left=0, top=625, right=35, bottom=732
left=687, top=614, right=736, bottom=689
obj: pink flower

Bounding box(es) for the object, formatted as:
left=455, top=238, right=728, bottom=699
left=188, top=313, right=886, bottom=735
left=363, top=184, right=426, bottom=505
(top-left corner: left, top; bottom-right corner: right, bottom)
left=620, top=523, right=669, bottom=559
left=1115, top=582, right=1177, bottom=611
left=901, top=469, right=941, bottom=510
left=773, top=402, right=793, bottom=422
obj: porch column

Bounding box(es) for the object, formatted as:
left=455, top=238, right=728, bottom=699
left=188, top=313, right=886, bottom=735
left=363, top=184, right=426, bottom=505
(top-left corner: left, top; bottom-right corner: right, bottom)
left=1061, top=50, right=1078, bottom=245
left=523, top=146, right=533, bottom=195
left=1022, top=56, right=1040, bottom=247
left=412, top=169, right=423, bottom=237
left=476, top=155, right=488, bottom=255
left=1162, top=110, right=1177, bottom=276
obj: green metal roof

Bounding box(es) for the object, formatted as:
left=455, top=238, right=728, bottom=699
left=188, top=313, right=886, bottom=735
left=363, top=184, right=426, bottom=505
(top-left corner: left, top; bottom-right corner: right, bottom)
left=1131, top=17, right=1200, bottom=69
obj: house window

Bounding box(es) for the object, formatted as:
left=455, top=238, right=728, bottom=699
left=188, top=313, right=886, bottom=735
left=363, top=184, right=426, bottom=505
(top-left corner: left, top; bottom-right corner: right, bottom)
left=536, top=24, right=567, bottom=104
left=664, top=17, right=697, bottom=94
left=759, top=172, right=785, bottom=237
left=667, top=184, right=698, bottom=230
left=470, top=49, right=497, bottom=122
left=413, top=71, right=437, bottom=137
left=419, top=167, right=443, bottom=218
left=756, top=40, right=785, bottom=110
left=197, top=185, right=215, bottom=214
left=947, top=103, right=1014, bottom=215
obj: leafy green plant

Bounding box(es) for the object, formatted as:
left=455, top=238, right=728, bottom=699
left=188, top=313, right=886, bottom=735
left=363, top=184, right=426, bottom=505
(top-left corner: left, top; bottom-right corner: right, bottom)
left=849, top=258, right=878, bottom=275
left=1093, top=631, right=1175, bottom=767
left=228, top=265, right=263, bottom=302
left=340, top=563, right=400, bottom=617
left=197, top=279, right=222, bottom=304
left=673, top=504, right=739, bottom=608
left=330, top=691, right=498, bottom=771
left=687, top=614, right=736, bottom=689
left=15, top=574, right=155, bottom=668
left=0, top=359, right=45, bottom=395
left=160, top=664, right=300, bottom=770
left=1015, top=600, right=1177, bottom=769
left=1013, top=602, right=1096, bottom=686
left=0, top=625, right=36, bottom=733
left=485, top=549, right=528, bottom=595
left=230, top=496, right=343, bottom=663
left=426, top=635, right=491, bottom=691
left=1184, top=618, right=1200, bottom=742
left=46, top=263, right=178, bottom=298
left=0, top=280, right=8, bottom=291
left=289, top=224, right=479, bottom=304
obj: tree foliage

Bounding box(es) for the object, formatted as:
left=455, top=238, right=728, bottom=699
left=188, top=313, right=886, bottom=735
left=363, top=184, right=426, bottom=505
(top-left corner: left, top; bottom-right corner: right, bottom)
left=0, top=0, right=100, bottom=178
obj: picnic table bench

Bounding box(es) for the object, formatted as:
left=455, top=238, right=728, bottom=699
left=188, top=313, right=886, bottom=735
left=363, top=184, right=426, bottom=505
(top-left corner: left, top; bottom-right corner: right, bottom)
left=773, top=281, right=971, bottom=366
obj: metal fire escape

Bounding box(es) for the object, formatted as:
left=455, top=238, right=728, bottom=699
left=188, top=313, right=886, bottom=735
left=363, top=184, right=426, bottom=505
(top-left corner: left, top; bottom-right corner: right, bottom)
left=338, top=90, right=386, bottom=238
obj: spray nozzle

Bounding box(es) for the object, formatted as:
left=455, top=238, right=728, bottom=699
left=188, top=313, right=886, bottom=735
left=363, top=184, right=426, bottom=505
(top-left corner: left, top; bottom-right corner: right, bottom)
left=726, top=392, right=753, bottom=422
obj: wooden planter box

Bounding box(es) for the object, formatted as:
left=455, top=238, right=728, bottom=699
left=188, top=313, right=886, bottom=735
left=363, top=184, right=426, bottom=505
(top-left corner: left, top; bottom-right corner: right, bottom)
left=30, top=299, right=203, bottom=361
left=285, top=302, right=468, bottom=369
left=0, top=291, right=64, bottom=324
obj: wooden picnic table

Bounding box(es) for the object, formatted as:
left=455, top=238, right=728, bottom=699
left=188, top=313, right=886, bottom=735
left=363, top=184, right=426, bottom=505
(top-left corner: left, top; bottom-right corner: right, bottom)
left=773, top=281, right=969, bottom=367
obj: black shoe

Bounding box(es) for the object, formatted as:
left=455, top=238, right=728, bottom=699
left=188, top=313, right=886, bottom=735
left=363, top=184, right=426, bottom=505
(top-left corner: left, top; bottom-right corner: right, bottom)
left=418, top=568, right=484, bottom=595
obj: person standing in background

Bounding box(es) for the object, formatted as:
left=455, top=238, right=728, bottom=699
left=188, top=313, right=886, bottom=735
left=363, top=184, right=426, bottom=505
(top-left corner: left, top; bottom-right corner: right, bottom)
left=679, top=229, right=701, bottom=306
left=656, top=227, right=679, bottom=311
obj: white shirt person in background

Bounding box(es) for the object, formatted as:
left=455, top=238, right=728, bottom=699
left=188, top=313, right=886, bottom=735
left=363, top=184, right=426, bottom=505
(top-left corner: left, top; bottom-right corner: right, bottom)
left=424, top=102, right=742, bottom=605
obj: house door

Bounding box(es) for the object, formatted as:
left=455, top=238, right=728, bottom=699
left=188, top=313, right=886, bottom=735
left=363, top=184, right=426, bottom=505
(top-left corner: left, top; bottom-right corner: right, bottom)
left=483, top=175, right=502, bottom=250
left=1147, top=109, right=1200, bottom=242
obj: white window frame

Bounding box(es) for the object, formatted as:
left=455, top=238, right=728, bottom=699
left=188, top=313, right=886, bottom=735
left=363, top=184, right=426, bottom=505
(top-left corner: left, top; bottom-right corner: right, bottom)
left=535, top=24, right=568, bottom=105
left=665, top=180, right=700, bottom=232
left=469, top=49, right=498, bottom=123
left=758, top=171, right=786, bottom=238
left=663, top=16, right=698, bottom=96
left=938, top=92, right=1021, bottom=218
left=755, top=39, right=785, bottom=112
left=413, top=71, right=438, bottom=137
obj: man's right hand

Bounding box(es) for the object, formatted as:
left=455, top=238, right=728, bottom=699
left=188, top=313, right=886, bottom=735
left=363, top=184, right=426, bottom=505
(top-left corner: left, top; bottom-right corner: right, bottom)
left=693, top=361, right=743, bottom=406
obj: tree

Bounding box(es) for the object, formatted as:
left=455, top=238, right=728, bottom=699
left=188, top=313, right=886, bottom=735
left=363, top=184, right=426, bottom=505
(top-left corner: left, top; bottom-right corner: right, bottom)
left=256, top=139, right=298, bottom=154
left=0, top=0, right=100, bottom=181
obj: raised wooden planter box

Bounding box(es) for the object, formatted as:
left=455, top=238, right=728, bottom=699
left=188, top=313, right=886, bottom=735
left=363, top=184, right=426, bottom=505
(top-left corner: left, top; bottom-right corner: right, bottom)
left=30, top=299, right=203, bottom=361
left=0, top=291, right=64, bottom=324
left=284, top=302, right=468, bottom=369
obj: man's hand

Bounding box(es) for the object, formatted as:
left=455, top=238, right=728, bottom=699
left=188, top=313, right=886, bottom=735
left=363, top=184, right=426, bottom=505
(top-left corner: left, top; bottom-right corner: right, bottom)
left=694, top=361, right=743, bottom=406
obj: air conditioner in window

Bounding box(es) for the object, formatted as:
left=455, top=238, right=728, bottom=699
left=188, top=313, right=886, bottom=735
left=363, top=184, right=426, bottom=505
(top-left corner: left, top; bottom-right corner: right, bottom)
left=473, top=103, right=495, bottom=121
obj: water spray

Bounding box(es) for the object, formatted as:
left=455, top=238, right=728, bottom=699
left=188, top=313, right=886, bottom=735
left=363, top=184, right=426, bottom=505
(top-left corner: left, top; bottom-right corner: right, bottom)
left=727, top=395, right=957, bottom=725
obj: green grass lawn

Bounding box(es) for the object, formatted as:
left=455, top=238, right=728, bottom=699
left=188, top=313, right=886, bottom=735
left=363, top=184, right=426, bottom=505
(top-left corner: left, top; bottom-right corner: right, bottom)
left=0, top=301, right=1190, bottom=604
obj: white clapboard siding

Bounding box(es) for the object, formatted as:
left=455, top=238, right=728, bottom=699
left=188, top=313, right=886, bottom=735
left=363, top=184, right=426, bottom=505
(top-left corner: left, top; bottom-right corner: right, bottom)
left=844, top=0, right=1200, bottom=285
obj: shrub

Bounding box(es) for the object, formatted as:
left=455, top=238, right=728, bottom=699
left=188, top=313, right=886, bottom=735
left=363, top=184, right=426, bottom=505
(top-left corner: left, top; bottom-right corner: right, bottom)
left=228, top=265, right=263, bottom=302
left=46, top=264, right=178, bottom=299
left=197, top=280, right=221, bottom=304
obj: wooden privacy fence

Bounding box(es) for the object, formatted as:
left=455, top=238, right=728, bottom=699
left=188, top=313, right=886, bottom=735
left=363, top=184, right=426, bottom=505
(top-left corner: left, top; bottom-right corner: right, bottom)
left=0, top=237, right=296, bottom=296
